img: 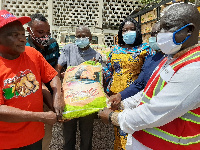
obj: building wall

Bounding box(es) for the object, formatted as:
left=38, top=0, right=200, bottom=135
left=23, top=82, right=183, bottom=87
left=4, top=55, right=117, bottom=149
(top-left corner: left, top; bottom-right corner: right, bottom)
left=1, top=0, right=142, bottom=47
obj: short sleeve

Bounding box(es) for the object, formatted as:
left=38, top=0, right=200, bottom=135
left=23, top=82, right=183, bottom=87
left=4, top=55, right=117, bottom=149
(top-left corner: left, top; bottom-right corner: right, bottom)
left=96, top=52, right=103, bottom=64
left=38, top=52, right=58, bottom=83
left=0, top=87, right=4, bottom=105
left=142, top=43, right=155, bottom=59
left=58, top=44, right=70, bottom=67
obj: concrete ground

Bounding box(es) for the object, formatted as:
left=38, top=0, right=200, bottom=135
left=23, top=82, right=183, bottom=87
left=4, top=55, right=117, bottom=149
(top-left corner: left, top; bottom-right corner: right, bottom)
left=50, top=119, right=115, bottom=150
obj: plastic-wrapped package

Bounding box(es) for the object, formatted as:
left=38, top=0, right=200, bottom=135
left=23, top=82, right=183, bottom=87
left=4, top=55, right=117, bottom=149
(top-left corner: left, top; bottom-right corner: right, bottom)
left=62, top=61, right=107, bottom=119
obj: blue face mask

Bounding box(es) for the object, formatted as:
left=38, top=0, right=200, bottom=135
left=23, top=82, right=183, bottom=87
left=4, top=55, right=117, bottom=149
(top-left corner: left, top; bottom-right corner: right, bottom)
left=149, top=37, right=160, bottom=50
left=123, top=31, right=136, bottom=44
left=75, top=37, right=90, bottom=48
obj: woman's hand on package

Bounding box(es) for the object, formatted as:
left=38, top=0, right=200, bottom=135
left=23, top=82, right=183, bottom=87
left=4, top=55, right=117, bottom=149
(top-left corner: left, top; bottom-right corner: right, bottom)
left=108, top=93, right=122, bottom=111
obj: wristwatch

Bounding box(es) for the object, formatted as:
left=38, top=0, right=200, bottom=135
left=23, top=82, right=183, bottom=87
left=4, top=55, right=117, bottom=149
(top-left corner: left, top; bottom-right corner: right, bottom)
left=109, top=111, right=114, bottom=123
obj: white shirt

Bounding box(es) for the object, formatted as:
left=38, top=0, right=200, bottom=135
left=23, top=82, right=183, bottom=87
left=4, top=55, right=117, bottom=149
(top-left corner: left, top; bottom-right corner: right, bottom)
left=118, top=61, right=200, bottom=149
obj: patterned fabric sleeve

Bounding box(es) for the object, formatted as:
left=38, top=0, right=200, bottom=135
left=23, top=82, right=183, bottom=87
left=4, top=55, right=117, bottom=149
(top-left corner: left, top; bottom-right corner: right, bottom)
left=142, top=43, right=154, bottom=59
left=103, top=44, right=153, bottom=94
left=103, top=46, right=116, bottom=93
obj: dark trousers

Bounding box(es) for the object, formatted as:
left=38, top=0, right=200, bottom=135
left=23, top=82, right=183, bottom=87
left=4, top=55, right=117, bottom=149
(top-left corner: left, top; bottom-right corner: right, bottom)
left=63, top=113, right=96, bottom=150
left=12, top=139, right=42, bottom=150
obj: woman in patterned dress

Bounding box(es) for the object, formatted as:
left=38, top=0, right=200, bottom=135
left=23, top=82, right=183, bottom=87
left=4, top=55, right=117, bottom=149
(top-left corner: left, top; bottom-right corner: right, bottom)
left=103, top=16, right=153, bottom=150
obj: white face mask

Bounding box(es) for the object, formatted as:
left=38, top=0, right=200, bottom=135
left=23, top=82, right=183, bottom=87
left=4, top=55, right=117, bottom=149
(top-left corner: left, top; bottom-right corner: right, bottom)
left=157, top=32, right=182, bottom=55
left=157, top=23, right=191, bottom=55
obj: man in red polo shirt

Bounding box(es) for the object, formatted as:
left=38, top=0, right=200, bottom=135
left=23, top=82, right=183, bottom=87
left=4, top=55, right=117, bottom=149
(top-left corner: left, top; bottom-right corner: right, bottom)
left=0, top=10, right=64, bottom=150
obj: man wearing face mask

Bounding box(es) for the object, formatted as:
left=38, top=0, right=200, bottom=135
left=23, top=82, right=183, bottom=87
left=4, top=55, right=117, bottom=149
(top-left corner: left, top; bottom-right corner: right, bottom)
left=26, top=14, right=59, bottom=68
left=108, top=21, right=165, bottom=109
left=99, top=3, right=200, bottom=150
left=55, top=26, right=102, bottom=150
left=56, top=26, right=102, bottom=78
left=26, top=13, right=61, bottom=150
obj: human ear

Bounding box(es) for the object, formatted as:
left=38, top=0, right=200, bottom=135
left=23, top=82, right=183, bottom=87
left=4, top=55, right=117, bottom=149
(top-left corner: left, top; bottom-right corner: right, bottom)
left=187, top=23, right=195, bottom=36
left=89, top=35, right=92, bottom=42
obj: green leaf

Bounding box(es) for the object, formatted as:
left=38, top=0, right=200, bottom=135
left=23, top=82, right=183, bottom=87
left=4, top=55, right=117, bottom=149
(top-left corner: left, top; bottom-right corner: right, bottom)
left=3, top=88, right=19, bottom=99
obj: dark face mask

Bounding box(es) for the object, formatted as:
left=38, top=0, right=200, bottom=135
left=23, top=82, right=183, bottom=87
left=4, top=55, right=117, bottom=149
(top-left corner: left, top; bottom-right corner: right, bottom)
left=30, top=28, right=51, bottom=46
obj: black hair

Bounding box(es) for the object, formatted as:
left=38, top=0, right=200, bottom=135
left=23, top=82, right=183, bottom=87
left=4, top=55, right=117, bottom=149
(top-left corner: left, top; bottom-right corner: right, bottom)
left=151, top=21, right=160, bottom=36
left=28, top=13, right=48, bottom=27
left=162, top=3, right=200, bottom=30
left=93, top=72, right=99, bottom=82
left=75, top=68, right=86, bottom=79
left=76, top=25, right=92, bottom=38
left=74, top=68, right=99, bottom=82
left=118, top=16, right=142, bottom=46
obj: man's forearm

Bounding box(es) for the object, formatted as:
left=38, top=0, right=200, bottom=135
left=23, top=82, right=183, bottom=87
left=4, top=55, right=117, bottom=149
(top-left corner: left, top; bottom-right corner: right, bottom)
left=50, top=75, right=64, bottom=118
left=42, top=83, right=54, bottom=111
left=0, top=105, right=45, bottom=123
left=55, top=64, right=63, bottom=79
left=50, top=75, right=62, bottom=100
